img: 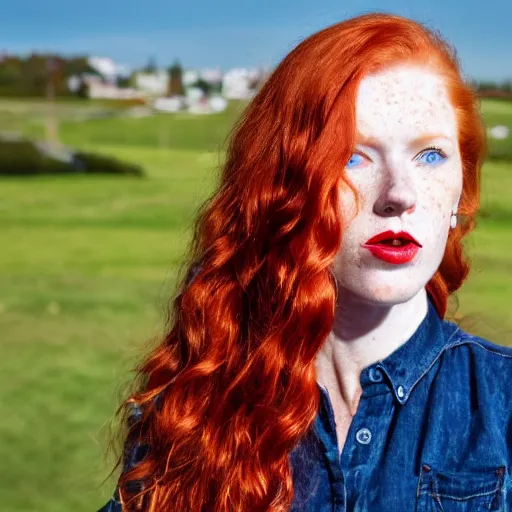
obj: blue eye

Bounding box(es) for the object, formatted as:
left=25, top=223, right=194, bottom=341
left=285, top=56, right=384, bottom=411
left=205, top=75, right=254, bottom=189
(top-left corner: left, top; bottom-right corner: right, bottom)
left=417, top=148, right=446, bottom=166
left=346, top=153, right=364, bottom=168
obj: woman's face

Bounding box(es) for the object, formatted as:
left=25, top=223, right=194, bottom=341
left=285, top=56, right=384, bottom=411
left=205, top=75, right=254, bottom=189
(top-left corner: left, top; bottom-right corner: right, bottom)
left=332, top=64, right=463, bottom=305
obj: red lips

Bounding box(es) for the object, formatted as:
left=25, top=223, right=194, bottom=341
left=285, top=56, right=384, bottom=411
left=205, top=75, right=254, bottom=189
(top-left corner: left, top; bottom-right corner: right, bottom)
left=361, top=230, right=422, bottom=265
left=364, top=230, right=422, bottom=246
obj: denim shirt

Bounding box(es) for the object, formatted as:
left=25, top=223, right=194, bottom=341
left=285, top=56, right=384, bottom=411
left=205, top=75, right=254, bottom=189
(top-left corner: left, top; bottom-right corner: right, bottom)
left=98, top=298, right=512, bottom=511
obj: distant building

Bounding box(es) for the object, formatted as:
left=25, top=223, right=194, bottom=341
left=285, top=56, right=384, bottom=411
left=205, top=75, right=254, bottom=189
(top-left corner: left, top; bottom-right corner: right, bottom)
left=67, top=56, right=139, bottom=99
left=183, top=70, right=199, bottom=87
left=186, top=86, right=204, bottom=102
left=183, top=68, right=223, bottom=90
left=87, top=56, right=131, bottom=84
left=81, top=75, right=142, bottom=100
left=222, top=68, right=261, bottom=100
left=87, top=56, right=118, bottom=83
left=134, top=70, right=169, bottom=96
left=199, top=68, right=223, bottom=86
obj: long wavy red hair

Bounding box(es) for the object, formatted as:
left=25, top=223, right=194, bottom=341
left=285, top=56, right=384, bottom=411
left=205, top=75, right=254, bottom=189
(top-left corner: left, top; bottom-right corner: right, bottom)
left=113, top=12, right=486, bottom=512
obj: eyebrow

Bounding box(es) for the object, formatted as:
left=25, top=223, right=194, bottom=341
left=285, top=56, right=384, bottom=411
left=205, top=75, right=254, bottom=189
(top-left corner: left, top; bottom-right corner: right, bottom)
left=355, top=132, right=453, bottom=147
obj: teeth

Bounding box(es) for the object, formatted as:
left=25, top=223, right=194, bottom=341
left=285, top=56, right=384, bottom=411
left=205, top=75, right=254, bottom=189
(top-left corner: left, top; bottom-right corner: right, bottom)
left=374, top=238, right=411, bottom=246
left=379, top=239, right=405, bottom=246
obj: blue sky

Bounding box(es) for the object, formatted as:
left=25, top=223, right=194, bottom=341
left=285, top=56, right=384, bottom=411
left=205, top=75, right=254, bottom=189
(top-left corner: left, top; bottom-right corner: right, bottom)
left=2, top=0, right=511, bottom=81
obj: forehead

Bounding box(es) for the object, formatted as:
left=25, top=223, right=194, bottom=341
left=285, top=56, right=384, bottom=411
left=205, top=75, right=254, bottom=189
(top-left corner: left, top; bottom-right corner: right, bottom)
left=355, top=65, right=458, bottom=140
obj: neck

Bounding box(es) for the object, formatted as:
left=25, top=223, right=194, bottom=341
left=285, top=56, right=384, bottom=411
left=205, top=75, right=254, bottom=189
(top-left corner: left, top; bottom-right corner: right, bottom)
left=315, top=287, right=428, bottom=415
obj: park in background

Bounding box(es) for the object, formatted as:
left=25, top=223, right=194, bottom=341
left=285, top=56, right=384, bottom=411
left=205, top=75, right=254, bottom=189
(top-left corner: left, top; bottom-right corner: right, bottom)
left=0, top=90, right=511, bottom=512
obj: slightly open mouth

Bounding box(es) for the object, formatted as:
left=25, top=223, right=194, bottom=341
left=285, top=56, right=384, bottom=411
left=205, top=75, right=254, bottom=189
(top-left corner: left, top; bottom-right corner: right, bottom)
left=372, top=238, right=415, bottom=247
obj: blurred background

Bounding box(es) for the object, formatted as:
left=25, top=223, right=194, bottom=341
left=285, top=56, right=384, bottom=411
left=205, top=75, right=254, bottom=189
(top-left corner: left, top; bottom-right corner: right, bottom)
left=0, top=1, right=511, bottom=510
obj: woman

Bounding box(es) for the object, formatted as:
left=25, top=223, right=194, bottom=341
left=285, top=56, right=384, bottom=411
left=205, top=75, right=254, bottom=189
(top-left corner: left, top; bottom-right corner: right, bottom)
left=98, top=12, right=512, bottom=512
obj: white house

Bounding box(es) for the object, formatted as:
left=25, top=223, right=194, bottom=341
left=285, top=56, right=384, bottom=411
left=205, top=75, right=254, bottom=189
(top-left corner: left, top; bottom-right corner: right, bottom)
left=183, top=69, right=199, bottom=87
left=199, top=68, right=223, bottom=86
left=87, top=56, right=118, bottom=83
left=222, top=68, right=257, bottom=100
left=134, top=70, right=169, bottom=96
left=87, top=56, right=131, bottom=83
left=81, top=75, right=142, bottom=100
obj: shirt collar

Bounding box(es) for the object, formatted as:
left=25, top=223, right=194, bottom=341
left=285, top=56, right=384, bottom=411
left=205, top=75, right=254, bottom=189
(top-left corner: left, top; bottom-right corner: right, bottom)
left=358, top=296, right=461, bottom=404
left=316, top=296, right=461, bottom=407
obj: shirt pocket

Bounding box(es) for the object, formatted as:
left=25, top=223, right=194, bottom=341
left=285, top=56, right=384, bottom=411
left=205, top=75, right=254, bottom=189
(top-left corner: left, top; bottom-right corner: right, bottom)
left=415, top=462, right=507, bottom=512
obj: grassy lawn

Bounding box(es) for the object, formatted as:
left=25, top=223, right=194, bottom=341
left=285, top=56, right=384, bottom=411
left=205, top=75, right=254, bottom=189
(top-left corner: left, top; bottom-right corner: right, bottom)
left=0, top=146, right=218, bottom=511
left=0, top=98, right=511, bottom=511
left=479, top=98, right=512, bottom=161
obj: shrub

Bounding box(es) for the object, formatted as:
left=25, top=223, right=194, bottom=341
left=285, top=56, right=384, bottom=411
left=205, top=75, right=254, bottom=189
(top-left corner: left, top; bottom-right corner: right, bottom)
left=39, top=156, right=77, bottom=174
left=0, top=139, right=43, bottom=175
left=0, top=138, right=145, bottom=176
left=72, top=151, right=144, bottom=176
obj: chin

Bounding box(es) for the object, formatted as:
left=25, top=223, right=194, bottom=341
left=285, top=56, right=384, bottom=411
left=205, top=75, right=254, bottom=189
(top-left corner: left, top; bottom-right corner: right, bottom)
left=368, top=288, right=418, bottom=305
left=340, top=278, right=423, bottom=306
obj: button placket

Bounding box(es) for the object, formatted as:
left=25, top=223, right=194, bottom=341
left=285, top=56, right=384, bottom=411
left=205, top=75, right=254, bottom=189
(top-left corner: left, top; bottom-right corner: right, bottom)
left=351, top=372, right=378, bottom=450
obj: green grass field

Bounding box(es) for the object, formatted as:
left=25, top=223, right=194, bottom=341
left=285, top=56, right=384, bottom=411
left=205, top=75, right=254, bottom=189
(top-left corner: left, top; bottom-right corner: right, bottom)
left=1, top=98, right=511, bottom=512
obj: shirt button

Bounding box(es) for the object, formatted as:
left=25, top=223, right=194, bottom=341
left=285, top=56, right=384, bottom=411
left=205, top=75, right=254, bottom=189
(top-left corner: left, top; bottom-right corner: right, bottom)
left=397, top=385, right=405, bottom=398
left=356, top=428, right=372, bottom=445
left=369, top=367, right=383, bottom=382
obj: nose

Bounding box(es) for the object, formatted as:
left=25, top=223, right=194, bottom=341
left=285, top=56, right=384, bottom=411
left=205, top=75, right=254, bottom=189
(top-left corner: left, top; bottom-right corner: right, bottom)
left=373, top=167, right=417, bottom=218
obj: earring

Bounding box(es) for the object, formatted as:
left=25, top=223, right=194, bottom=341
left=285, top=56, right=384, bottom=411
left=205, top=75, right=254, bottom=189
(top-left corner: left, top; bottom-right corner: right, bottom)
left=450, top=196, right=460, bottom=229
left=450, top=212, right=457, bottom=229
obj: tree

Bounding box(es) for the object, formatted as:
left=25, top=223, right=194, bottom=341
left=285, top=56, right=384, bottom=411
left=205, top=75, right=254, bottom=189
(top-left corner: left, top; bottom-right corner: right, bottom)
left=23, top=53, right=49, bottom=95
left=63, top=56, right=96, bottom=79
left=475, top=80, right=498, bottom=91
left=77, top=80, right=90, bottom=98
left=143, top=56, right=158, bottom=74
left=501, top=81, right=512, bottom=93
left=193, top=78, right=212, bottom=97
left=116, top=75, right=132, bottom=88
left=168, top=60, right=185, bottom=96
left=0, top=60, right=23, bottom=86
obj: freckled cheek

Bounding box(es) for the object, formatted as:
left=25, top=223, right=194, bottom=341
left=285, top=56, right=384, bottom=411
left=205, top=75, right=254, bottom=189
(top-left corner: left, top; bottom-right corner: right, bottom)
left=422, top=192, right=448, bottom=213
left=419, top=168, right=461, bottom=210
left=418, top=186, right=454, bottom=246
left=418, top=199, right=452, bottom=235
